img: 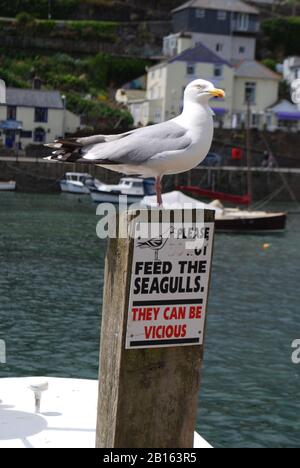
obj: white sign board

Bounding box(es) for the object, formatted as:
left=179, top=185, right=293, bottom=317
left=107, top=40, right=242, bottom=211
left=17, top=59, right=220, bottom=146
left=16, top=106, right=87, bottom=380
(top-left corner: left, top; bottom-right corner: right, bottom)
left=126, top=222, right=215, bottom=349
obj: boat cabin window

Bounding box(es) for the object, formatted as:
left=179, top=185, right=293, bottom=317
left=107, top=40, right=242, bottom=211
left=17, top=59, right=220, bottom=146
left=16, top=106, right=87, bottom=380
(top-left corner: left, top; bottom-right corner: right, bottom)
left=132, top=182, right=142, bottom=188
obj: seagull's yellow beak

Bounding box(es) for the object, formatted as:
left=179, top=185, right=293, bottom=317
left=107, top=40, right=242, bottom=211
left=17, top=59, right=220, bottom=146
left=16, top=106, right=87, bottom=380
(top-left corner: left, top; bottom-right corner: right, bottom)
left=209, top=88, right=225, bottom=98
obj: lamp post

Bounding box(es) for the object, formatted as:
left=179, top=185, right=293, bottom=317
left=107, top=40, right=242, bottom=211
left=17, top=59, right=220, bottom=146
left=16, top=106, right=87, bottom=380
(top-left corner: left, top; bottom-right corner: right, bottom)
left=245, top=96, right=253, bottom=205
left=62, top=95, right=66, bottom=139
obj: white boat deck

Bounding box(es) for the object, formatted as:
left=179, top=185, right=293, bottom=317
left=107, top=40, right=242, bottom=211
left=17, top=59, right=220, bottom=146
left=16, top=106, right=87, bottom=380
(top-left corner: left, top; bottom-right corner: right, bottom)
left=0, top=377, right=212, bottom=449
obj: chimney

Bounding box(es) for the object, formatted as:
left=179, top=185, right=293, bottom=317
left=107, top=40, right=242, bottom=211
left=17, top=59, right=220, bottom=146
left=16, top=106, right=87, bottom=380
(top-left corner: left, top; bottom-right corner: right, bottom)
left=32, top=76, right=42, bottom=90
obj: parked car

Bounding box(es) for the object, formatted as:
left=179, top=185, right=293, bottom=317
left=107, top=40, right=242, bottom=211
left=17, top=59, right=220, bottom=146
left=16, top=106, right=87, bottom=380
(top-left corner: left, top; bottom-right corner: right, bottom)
left=200, top=152, right=222, bottom=167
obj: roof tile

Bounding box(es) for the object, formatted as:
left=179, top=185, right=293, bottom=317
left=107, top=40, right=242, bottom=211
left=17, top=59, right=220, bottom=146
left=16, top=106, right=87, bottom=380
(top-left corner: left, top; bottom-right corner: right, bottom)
left=5, top=88, right=64, bottom=109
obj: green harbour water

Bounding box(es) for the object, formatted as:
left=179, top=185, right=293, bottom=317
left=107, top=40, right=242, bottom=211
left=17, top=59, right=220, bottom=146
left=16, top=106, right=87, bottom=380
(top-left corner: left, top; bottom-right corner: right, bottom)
left=0, top=192, right=299, bottom=448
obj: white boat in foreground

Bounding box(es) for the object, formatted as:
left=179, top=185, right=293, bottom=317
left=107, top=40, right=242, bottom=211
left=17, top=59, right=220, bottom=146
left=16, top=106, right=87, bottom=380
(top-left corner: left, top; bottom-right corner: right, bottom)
left=0, top=377, right=212, bottom=449
left=142, top=191, right=287, bottom=233
left=90, top=177, right=156, bottom=204
left=0, top=181, right=16, bottom=191
left=60, top=172, right=102, bottom=195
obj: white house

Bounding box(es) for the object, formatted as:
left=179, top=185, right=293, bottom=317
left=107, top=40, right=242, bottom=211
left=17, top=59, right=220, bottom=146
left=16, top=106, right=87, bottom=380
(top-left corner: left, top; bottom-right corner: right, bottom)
left=233, top=60, right=281, bottom=128
left=145, top=42, right=234, bottom=128
left=115, top=88, right=148, bottom=126
left=118, top=41, right=281, bottom=130
left=164, top=0, right=260, bottom=62
left=266, top=99, right=300, bottom=132
left=0, top=87, right=81, bottom=149
left=283, top=57, right=300, bottom=85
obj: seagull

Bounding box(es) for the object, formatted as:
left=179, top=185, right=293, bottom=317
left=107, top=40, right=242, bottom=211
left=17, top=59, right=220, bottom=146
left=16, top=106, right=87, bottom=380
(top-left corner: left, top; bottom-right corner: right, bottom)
left=45, top=79, right=225, bottom=206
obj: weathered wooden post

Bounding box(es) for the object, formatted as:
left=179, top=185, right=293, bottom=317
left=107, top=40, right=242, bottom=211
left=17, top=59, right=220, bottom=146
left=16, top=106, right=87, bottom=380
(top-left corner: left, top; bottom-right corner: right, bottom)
left=96, top=208, right=215, bottom=448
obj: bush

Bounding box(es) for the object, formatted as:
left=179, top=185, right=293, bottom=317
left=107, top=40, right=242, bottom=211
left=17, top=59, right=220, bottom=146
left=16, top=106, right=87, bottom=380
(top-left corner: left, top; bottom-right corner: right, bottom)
left=262, top=17, right=300, bottom=58
left=0, top=1, right=80, bottom=20
left=89, top=53, right=150, bottom=88
left=16, top=12, right=36, bottom=26
left=0, top=67, right=29, bottom=88
left=262, top=58, right=277, bottom=72
left=66, top=91, right=133, bottom=129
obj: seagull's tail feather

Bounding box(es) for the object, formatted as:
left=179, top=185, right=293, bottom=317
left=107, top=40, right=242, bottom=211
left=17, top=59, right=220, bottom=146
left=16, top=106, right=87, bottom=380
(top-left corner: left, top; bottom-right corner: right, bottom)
left=45, top=138, right=85, bottom=163
left=44, top=130, right=136, bottom=163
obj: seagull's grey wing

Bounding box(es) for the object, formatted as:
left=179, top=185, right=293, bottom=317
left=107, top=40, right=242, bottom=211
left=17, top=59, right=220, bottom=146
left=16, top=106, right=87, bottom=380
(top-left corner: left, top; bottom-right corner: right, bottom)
left=81, top=120, right=191, bottom=165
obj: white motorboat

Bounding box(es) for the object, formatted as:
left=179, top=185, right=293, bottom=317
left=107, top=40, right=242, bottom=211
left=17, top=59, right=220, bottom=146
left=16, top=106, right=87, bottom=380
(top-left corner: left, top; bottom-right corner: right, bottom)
left=0, top=377, right=212, bottom=448
left=142, top=191, right=287, bottom=233
left=0, top=180, right=16, bottom=191
left=90, top=177, right=156, bottom=204
left=60, top=172, right=101, bottom=195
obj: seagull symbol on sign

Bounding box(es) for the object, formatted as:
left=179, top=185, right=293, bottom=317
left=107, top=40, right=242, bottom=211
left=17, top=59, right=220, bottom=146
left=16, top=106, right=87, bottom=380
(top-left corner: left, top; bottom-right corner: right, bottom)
left=138, top=227, right=175, bottom=261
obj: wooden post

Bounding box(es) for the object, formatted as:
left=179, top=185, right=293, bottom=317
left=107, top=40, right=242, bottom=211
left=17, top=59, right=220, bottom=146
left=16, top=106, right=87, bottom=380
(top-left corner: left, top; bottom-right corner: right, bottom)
left=96, top=209, right=215, bottom=448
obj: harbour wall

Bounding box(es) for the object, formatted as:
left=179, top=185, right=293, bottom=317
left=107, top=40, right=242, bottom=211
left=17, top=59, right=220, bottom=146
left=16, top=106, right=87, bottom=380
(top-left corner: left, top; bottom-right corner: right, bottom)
left=1, top=159, right=299, bottom=202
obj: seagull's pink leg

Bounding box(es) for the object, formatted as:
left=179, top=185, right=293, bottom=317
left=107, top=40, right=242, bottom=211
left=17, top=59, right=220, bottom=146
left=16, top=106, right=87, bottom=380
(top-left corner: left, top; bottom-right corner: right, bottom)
left=155, top=176, right=163, bottom=207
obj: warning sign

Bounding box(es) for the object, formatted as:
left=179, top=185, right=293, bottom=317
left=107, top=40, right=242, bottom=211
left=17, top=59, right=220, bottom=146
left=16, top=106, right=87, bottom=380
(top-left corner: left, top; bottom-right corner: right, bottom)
left=125, top=222, right=215, bottom=349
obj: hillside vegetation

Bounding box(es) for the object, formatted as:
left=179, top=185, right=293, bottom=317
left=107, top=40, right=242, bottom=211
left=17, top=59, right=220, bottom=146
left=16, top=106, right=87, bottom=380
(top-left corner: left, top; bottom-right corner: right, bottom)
left=0, top=48, right=151, bottom=131
left=0, top=0, right=183, bottom=21
left=261, top=17, right=300, bottom=59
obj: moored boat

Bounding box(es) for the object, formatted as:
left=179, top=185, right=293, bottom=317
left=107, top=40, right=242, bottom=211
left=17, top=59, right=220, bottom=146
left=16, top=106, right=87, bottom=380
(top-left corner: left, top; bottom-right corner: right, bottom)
left=142, top=191, right=287, bottom=233
left=0, top=180, right=16, bottom=191
left=60, top=172, right=101, bottom=195
left=90, top=177, right=156, bottom=204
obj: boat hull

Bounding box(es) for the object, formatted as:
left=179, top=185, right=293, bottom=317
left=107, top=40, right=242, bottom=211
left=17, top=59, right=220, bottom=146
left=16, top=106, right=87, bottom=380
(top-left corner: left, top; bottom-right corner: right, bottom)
left=60, top=181, right=90, bottom=195
left=90, top=189, right=143, bottom=205
left=215, top=213, right=287, bottom=233
left=0, top=181, right=16, bottom=191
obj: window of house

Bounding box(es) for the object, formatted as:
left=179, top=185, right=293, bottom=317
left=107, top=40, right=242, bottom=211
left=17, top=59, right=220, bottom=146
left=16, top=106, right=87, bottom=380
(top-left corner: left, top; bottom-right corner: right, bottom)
left=154, top=109, right=161, bottom=123
left=186, top=63, right=196, bottom=76
left=214, top=65, right=223, bottom=78
left=216, top=43, right=223, bottom=53
left=237, top=13, right=249, bottom=31
left=266, top=114, right=273, bottom=128
left=7, top=106, right=17, bottom=120
left=195, top=9, right=205, bottom=19
left=20, top=130, right=32, bottom=139
left=34, top=127, right=46, bottom=143
left=217, top=11, right=227, bottom=21
left=35, top=108, right=48, bottom=123
left=245, top=82, right=256, bottom=104
left=251, top=113, right=260, bottom=127
left=239, top=46, right=246, bottom=54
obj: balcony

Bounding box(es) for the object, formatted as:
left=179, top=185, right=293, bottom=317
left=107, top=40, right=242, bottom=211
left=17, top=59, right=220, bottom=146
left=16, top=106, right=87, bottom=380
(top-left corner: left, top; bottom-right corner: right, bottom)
left=231, top=20, right=260, bottom=35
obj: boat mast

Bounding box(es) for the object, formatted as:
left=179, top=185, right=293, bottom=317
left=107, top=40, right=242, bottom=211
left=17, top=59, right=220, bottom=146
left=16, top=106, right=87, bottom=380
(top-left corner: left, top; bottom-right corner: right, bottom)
left=246, top=99, right=253, bottom=205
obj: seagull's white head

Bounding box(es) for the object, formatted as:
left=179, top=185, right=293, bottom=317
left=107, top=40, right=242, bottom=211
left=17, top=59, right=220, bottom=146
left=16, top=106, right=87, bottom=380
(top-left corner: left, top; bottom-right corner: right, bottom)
left=184, top=79, right=225, bottom=104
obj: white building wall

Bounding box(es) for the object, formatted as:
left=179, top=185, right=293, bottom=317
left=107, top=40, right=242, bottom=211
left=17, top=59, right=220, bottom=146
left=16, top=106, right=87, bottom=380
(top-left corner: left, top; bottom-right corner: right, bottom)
left=0, top=105, right=5, bottom=121
left=0, top=104, right=80, bottom=147
left=231, top=36, right=256, bottom=62
left=146, top=64, right=168, bottom=123
left=65, top=110, right=80, bottom=134
left=233, top=77, right=279, bottom=128
left=164, top=33, right=256, bottom=62
left=233, top=77, right=279, bottom=113
left=283, top=57, right=300, bottom=84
